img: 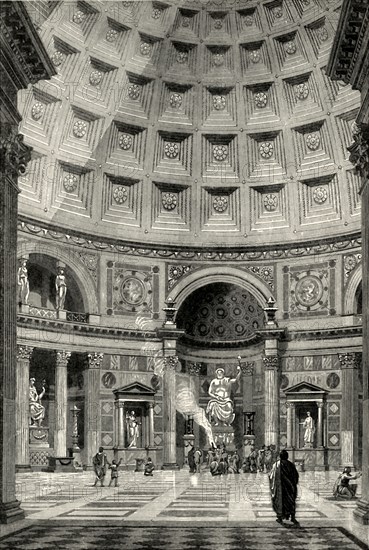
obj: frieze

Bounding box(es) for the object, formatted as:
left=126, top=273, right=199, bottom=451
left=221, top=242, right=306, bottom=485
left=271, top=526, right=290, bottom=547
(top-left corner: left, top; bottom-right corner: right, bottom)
left=18, top=219, right=361, bottom=263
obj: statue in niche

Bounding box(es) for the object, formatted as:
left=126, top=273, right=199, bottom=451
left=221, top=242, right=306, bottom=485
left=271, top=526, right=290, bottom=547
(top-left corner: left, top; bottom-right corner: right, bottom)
left=55, top=267, right=67, bottom=310
left=300, top=411, right=315, bottom=448
left=17, top=258, right=29, bottom=305
left=29, top=378, right=46, bottom=426
left=206, top=366, right=241, bottom=426
left=126, top=411, right=140, bottom=448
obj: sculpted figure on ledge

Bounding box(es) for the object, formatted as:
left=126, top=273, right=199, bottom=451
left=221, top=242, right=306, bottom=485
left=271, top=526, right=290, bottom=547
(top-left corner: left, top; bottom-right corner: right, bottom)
left=29, top=378, right=46, bottom=426
left=206, top=365, right=241, bottom=426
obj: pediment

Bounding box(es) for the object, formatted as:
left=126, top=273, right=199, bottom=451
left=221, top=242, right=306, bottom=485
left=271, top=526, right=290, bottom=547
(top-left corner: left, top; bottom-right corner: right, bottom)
left=113, top=382, right=156, bottom=396
left=285, top=381, right=327, bottom=395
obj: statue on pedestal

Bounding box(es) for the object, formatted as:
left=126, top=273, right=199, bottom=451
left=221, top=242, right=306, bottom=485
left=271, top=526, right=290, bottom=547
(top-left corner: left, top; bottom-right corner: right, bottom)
left=126, top=411, right=140, bottom=448
left=301, top=411, right=315, bottom=448
left=206, top=366, right=241, bottom=426
left=55, top=267, right=67, bottom=310
left=17, top=258, right=29, bottom=305
left=29, top=378, right=46, bottom=426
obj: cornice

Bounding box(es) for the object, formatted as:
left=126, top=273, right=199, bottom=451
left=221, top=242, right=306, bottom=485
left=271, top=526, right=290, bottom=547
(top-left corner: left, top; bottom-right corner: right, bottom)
left=287, top=325, right=362, bottom=341
left=18, top=217, right=362, bottom=263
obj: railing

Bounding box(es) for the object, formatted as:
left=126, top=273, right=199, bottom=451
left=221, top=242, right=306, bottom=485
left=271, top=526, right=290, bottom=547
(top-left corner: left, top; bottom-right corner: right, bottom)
left=66, top=311, right=89, bottom=323
left=28, top=306, right=57, bottom=319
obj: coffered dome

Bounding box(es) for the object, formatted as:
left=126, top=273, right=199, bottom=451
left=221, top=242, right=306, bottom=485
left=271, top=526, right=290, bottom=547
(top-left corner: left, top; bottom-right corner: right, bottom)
left=18, top=0, right=361, bottom=248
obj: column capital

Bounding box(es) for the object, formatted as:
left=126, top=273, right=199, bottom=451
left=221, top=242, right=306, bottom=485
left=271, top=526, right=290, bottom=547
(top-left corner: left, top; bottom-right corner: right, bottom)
left=348, top=122, right=369, bottom=179
left=286, top=401, right=295, bottom=409
left=56, top=351, right=71, bottom=367
left=86, top=352, right=104, bottom=369
left=148, top=402, right=155, bottom=409
left=262, top=355, right=280, bottom=370
left=316, top=401, right=324, bottom=408
left=240, top=362, right=254, bottom=376
left=164, top=355, right=179, bottom=371
left=187, top=362, right=202, bottom=375
left=0, top=129, right=32, bottom=179
left=338, top=352, right=361, bottom=369
left=17, top=345, right=33, bottom=361
left=114, top=401, right=125, bottom=409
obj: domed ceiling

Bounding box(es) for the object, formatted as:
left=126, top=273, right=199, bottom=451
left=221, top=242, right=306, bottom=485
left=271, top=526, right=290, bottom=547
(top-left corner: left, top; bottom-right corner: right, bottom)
left=18, top=0, right=362, bottom=248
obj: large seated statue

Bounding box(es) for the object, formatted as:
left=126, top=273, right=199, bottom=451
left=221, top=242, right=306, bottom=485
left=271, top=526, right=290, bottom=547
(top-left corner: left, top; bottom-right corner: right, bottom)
left=206, top=366, right=241, bottom=426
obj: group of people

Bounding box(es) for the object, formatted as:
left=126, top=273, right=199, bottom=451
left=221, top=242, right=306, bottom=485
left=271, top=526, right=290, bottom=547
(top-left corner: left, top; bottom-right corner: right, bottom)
left=242, top=444, right=279, bottom=474
left=187, top=444, right=242, bottom=475
left=92, top=447, right=155, bottom=487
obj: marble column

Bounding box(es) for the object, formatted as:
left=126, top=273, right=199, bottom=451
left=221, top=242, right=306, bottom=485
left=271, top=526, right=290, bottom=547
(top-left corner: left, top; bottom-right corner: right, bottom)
left=148, top=403, right=155, bottom=447
left=187, top=362, right=201, bottom=445
left=241, top=362, right=255, bottom=455
left=162, top=355, right=179, bottom=469
left=286, top=402, right=293, bottom=448
left=316, top=402, right=324, bottom=448
left=54, top=351, right=71, bottom=457
left=263, top=355, right=280, bottom=447
left=114, top=401, right=125, bottom=448
left=338, top=352, right=360, bottom=468
left=15, top=346, right=33, bottom=471
left=83, top=352, right=103, bottom=469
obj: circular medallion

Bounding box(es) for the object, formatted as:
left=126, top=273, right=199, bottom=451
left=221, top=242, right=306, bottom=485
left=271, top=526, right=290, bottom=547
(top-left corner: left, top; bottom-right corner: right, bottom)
left=280, top=375, right=289, bottom=390
left=169, top=92, right=182, bottom=109
left=51, top=51, right=65, bottom=67
left=128, top=84, right=141, bottom=100
left=73, top=120, right=87, bottom=138
left=31, top=102, right=44, bottom=121
left=244, top=15, right=253, bottom=26
left=119, top=133, right=133, bottom=150
left=295, top=276, right=323, bottom=307
left=306, top=132, right=320, bottom=151
left=169, top=265, right=183, bottom=279
left=102, top=372, right=116, bottom=389
left=164, top=142, right=179, bottom=159
left=263, top=193, right=278, bottom=211
left=317, top=26, right=329, bottom=42
left=213, top=95, right=226, bottom=111
left=273, top=6, right=283, bottom=18
left=213, top=144, right=228, bottom=162
left=254, top=92, right=268, bottom=108
left=121, top=277, right=145, bottom=305
left=327, top=372, right=340, bottom=389
left=249, top=49, right=261, bottom=63
left=63, top=174, right=78, bottom=193
left=72, top=10, right=85, bottom=24
left=176, top=51, right=188, bottom=64
left=285, top=40, right=297, bottom=55
left=213, top=196, right=228, bottom=212
left=152, top=8, right=161, bottom=19
left=294, top=82, right=309, bottom=100
left=313, top=186, right=328, bottom=204
left=140, top=42, right=152, bottom=57
left=89, top=70, right=102, bottom=86
left=106, top=29, right=118, bottom=42
left=162, top=192, right=177, bottom=210
left=259, top=141, right=274, bottom=159
left=113, top=186, right=128, bottom=204
left=182, top=16, right=191, bottom=27
left=214, top=18, right=223, bottom=30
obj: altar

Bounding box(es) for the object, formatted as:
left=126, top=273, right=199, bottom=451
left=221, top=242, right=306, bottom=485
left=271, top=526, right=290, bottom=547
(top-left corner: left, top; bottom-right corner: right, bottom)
left=112, top=382, right=160, bottom=470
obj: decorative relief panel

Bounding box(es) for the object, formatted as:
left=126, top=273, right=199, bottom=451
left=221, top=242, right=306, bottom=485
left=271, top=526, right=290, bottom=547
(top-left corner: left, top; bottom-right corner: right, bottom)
left=102, top=175, right=142, bottom=227
left=166, top=41, right=197, bottom=76
left=101, top=18, right=131, bottom=56
left=131, top=32, right=162, bottom=70
left=203, top=87, right=237, bottom=127
left=335, top=109, right=360, bottom=159
left=202, top=134, right=239, bottom=179
left=274, top=32, right=308, bottom=72
left=106, top=262, right=158, bottom=317
left=346, top=170, right=361, bottom=216
left=201, top=187, right=240, bottom=233
left=205, top=11, right=231, bottom=38
left=343, top=253, right=362, bottom=286
left=283, top=72, right=322, bottom=117
left=20, top=86, right=61, bottom=147
left=236, top=9, right=263, bottom=37
left=244, top=83, right=280, bottom=125
left=305, top=17, right=331, bottom=59
left=240, top=40, right=271, bottom=77
left=298, top=175, right=341, bottom=226
left=49, top=37, right=80, bottom=83
left=152, top=182, right=190, bottom=231
left=292, top=121, right=334, bottom=175
left=283, top=261, right=336, bottom=318
left=204, top=46, right=233, bottom=75
left=51, top=162, right=94, bottom=217
left=76, top=57, right=118, bottom=108
left=264, top=1, right=293, bottom=29
left=246, top=131, right=286, bottom=178
left=159, top=83, right=194, bottom=126
left=173, top=8, right=200, bottom=39
left=18, top=152, right=46, bottom=205
left=107, top=122, right=147, bottom=171
left=250, top=184, right=289, bottom=230
left=119, top=72, right=154, bottom=120
left=167, top=264, right=195, bottom=290
left=58, top=105, right=104, bottom=161
left=153, top=131, right=192, bottom=176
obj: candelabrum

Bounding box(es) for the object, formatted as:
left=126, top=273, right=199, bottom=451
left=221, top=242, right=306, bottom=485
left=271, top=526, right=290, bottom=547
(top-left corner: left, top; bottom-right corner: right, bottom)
left=70, top=405, right=80, bottom=451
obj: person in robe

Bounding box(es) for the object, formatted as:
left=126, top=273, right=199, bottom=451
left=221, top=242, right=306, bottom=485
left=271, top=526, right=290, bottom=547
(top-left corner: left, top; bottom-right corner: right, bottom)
left=188, top=445, right=196, bottom=474
left=301, top=411, right=315, bottom=447
left=242, top=456, right=250, bottom=473
left=17, top=258, right=29, bottom=305
left=264, top=446, right=273, bottom=473
left=257, top=445, right=266, bottom=473
left=229, top=451, right=240, bottom=474
left=210, top=457, right=221, bottom=476
left=93, top=447, right=108, bottom=487
left=333, top=467, right=362, bottom=499
left=194, top=447, right=203, bottom=473
left=29, top=378, right=46, bottom=426
left=206, top=366, right=241, bottom=426
left=55, top=267, right=67, bottom=310
left=269, top=450, right=299, bottom=526
left=249, top=446, right=258, bottom=473
left=144, top=457, right=155, bottom=476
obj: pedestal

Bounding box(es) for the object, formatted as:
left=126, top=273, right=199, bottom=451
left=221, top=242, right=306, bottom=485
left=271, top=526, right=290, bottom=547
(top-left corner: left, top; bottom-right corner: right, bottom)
left=213, top=426, right=235, bottom=451
left=29, top=426, right=49, bottom=447
left=47, top=456, right=83, bottom=472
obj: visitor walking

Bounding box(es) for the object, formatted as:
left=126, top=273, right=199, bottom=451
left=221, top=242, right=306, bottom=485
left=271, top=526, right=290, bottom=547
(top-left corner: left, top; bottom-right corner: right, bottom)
left=269, top=450, right=300, bottom=526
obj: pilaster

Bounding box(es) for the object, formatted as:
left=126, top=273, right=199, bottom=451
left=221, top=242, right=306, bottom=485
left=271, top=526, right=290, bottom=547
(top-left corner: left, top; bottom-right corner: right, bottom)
left=15, top=345, right=33, bottom=471
left=83, top=352, right=103, bottom=469
left=54, top=351, right=71, bottom=457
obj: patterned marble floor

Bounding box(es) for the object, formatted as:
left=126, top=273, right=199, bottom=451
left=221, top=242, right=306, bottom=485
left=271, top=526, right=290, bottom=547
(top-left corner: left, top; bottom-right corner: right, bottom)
left=0, top=470, right=367, bottom=549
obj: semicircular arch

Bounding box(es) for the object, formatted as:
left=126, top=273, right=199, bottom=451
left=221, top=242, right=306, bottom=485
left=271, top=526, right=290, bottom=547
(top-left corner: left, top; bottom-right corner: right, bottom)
left=344, top=263, right=362, bottom=315
left=167, top=266, right=274, bottom=316
left=17, top=241, right=99, bottom=314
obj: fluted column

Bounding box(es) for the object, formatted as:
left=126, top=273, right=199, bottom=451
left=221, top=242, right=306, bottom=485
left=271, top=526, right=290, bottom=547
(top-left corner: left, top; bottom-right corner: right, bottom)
left=263, top=356, right=280, bottom=447
left=15, top=346, right=33, bottom=470
left=83, top=352, right=103, bottom=469
left=188, top=362, right=201, bottom=444
left=286, top=402, right=293, bottom=448
left=54, top=351, right=71, bottom=457
left=162, top=356, right=179, bottom=469
left=338, top=352, right=360, bottom=468
left=114, top=401, right=125, bottom=448
left=148, top=403, right=155, bottom=447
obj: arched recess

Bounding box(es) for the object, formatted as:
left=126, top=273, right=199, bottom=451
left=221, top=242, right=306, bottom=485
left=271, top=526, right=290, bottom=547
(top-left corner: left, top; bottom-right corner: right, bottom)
left=344, top=263, right=362, bottom=315
left=166, top=265, right=274, bottom=317
left=17, top=241, right=99, bottom=314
